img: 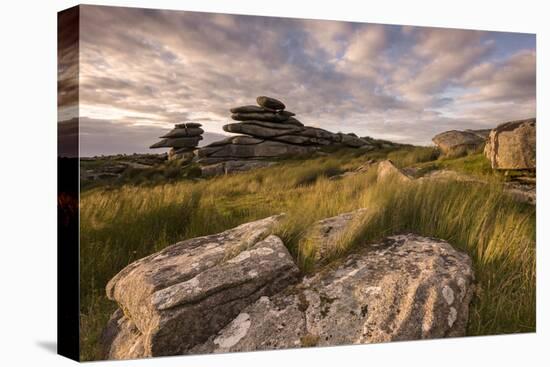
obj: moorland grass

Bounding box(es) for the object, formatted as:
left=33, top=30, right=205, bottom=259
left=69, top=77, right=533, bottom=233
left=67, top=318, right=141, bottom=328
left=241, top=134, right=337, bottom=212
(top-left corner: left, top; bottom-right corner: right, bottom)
left=79, top=147, right=535, bottom=360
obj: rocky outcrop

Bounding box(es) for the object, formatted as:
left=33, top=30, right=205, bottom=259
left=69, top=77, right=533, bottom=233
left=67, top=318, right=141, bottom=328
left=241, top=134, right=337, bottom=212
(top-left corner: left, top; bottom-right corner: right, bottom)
left=432, top=130, right=486, bottom=156
left=80, top=154, right=165, bottom=182
left=192, top=234, right=474, bottom=353
left=150, top=123, right=204, bottom=162
left=484, top=118, right=536, bottom=170
left=102, top=212, right=476, bottom=359
left=417, top=169, right=535, bottom=205
left=103, top=215, right=299, bottom=359
left=465, top=129, right=491, bottom=140
left=377, top=160, right=413, bottom=183
left=197, top=136, right=318, bottom=162
left=197, top=96, right=374, bottom=176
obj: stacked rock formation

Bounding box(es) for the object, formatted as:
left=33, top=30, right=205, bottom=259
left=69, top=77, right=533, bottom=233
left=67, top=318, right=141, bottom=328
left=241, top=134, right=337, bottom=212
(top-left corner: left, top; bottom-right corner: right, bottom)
left=150, top=123, right=204, bottom=161
left=197, top=96, right=372, bottom=175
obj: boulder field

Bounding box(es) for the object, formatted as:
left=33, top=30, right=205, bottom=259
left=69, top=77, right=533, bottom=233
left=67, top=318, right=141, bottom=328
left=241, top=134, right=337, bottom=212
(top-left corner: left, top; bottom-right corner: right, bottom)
left=432, top=118, right=535, bottom=171
left=102, top=214, right=475, bottom=359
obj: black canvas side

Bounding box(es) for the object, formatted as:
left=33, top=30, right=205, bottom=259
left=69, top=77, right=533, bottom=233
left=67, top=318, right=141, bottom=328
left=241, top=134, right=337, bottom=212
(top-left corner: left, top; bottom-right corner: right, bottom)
left=57, top=5, right=80, bottom=362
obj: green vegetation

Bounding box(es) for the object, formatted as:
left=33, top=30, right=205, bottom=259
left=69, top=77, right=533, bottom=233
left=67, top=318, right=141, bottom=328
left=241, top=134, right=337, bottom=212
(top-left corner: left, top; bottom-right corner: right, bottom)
left=79, top=146, right=535, bottom=360
left=411, top=152, right=495, bottom=179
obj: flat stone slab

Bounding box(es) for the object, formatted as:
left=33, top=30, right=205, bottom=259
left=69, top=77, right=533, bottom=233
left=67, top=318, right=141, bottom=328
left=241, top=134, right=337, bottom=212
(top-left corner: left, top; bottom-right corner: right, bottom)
left=160, top=127, right=204, bottom=138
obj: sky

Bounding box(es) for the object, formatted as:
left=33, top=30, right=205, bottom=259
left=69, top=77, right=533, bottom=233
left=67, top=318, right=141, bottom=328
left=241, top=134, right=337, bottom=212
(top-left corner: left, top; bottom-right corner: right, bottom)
left=58, top=5, right=536, bottom=156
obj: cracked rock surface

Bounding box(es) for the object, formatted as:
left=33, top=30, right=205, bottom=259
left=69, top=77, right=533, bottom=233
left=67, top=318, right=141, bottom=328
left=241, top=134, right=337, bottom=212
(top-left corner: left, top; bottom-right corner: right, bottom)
left=103, top=215, right=299, bottom=359
left=192, top=234, right=474, bottom=354
left=102, top=218, right=475, bottom=359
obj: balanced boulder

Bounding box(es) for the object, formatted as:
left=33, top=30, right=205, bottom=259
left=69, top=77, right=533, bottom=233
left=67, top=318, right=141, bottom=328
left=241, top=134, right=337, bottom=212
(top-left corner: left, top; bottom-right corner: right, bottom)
left=257, top=95, right=285, bottom=110
left=150, top=122, right=204, bottom=162
left=484, top=118, right=536, bottom=170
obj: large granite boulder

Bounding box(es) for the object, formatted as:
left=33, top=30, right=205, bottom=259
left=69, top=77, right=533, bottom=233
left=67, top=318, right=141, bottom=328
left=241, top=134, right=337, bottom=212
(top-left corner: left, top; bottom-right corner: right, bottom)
left=465, top=129, right=491, bottom=140
left=432, top=130, right=486, bottom=156
left=192, top=234, right=474, bottom=353
left=103, top=215, right=299, bottom=359
left=484, top=118, right=536, bottom=170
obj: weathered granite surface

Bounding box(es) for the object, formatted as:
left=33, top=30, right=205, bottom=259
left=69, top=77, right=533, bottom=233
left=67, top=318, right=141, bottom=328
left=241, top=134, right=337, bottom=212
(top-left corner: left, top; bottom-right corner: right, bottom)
left=192, top=234, right=475, bottom=354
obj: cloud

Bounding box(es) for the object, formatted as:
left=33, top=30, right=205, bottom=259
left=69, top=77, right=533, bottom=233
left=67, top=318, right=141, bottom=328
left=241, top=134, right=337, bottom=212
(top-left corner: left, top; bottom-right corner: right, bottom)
left=460, top=50, right=536, bottom=103
left=57, top=5, right=537, bottom=153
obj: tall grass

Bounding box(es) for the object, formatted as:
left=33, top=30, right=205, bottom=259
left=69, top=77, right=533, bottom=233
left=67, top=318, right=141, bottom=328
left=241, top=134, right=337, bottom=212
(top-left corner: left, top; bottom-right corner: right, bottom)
left=79, top=147, right=535, bottom=360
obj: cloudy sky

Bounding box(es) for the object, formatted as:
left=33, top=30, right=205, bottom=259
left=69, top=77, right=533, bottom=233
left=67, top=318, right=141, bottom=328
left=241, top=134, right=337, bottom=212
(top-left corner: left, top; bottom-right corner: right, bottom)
left=59, top=5, right=536, bottom=156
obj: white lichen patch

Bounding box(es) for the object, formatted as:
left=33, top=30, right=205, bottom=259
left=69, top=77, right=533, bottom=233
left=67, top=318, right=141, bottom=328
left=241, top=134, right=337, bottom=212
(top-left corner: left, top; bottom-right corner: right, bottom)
left=442, top=285, right=455, bottom=305
left=152, top=276, right=202, bottom=310
left=278, top=252, right=287, bottom=258
left=214, top=313, right=251, bottom=350
left=248, top=270, right=258, bottom=278
left=448, top=307, right=457, bottom=327
left=333, top=268, right=359, bottom=284
left=203, top=242, right=220, bottom=250
left=254, top=247, right=275, bottom=256
left=228, top=251, right=251, bottom=264
left=364, top=286, right=381, bottom=296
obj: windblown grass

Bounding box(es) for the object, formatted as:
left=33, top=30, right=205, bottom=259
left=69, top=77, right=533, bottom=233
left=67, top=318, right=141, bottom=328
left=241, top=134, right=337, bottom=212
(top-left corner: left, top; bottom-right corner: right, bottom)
left=79, top=147, right=535, bottom=360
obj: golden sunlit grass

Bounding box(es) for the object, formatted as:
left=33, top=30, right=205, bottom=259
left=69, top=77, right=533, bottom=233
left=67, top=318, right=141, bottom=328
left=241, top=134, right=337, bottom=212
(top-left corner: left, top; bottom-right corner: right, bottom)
left=79, top=147, right=535, bottom=360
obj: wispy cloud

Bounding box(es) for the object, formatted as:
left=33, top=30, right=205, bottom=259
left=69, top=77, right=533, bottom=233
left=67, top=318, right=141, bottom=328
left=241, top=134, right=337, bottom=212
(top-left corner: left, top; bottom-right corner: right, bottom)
left=62, top=5, right=535, bottom=152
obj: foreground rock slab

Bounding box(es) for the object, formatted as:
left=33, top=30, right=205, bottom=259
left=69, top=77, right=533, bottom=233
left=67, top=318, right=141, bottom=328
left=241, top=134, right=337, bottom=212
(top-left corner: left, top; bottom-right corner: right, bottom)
left=193, top=234, right=475, bottom=353
left=103, top=215, right=299, bottom=359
